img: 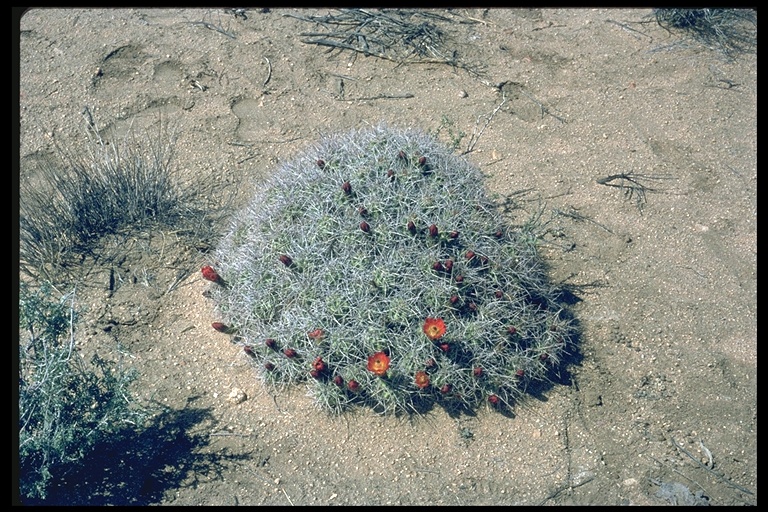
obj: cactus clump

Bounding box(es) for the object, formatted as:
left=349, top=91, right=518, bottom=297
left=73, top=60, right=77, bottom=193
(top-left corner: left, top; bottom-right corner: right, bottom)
left=207, top=125, right=574, bottom=415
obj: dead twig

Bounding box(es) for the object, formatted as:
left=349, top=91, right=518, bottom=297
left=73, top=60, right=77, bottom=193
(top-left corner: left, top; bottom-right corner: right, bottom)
left=262, top=57, right=272, bottom=86
left=463, top=92, right=507, bottom=155
left=596, top=171, right=674, bottom=211
left=671, top=437, right=754, bottom=496
left=190, top=20, right=236, bottom=39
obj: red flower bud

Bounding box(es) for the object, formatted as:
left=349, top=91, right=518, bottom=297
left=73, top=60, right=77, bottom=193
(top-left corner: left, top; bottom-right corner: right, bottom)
left=407, top=220, right=417, bottom=234
left=358, top=206, right=368, bottom=216
left=397, top=150, right=407, bottom=160
left=212, top=322, right=228, bottom=332
left=265, top=338, right=277, bottom=349
left=465, top=250, right=475, bottom=260
left=540, top=353, right=549, bottom=361
left=507, top=326, right=517, bottom=336
left=244, top=346, right=255, bottom=356
left=439, top=342, right=450, bottom=353
left=494, top=229, right=504, bottom=238
left=440, top=383, right=452, bottom=394
left=454, top=275, right=464, bottom=284
left=467, top=302, right=477, bottom=313
left=333, top=375, right=344, bottom=387
left=310, top=369, right=322, bottom=379
left=449, top=295, right=460, bottom=305
left=201, top=265, right=221, bottom=283
left=317, top=159, right=326, bottom=169
left=312, top=356, right=326, bottom=372
left=283, top=348, right=297, bottom=358
left=449, top=230, right=459, bottom=239
left=425, top=357, right=436, bottom=368
left=359, top=221, right=370, bottom=233
left=515, top=369, right=525, bottom=378
left=386, top=169, right=395, bottom=181
left=488, top=394, right=500, bottom=405
left=428, top=224, right=439, bottom=237
left=264, top=362, right=275, bottom=371
left=432, top=261, right=445, bottom=272
left=418, top=156, right=427, bottom=167
left=473, top=367, right=483, bottom=377
left=279, top=254, right=294, bottom=267
left=495, top=290, right=503, bottom=299
left=342, top=181, right=352, bottom=195
left=347, top=379, right=360, bottom=392
left=308, top=329, right=324, bottom=340
left=444, top=259, right=453, bottom=272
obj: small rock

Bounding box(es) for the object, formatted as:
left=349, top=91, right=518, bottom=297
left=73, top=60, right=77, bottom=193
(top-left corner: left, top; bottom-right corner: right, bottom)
left=228, top=388, right=247, bottom=404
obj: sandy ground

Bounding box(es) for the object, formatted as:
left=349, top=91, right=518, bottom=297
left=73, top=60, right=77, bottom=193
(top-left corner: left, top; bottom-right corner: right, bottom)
left=17, top=8, right=755, bottom=505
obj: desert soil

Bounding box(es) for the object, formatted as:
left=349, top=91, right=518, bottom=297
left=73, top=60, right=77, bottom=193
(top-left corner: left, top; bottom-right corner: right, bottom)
left=17, top=8, right=756, bottom=505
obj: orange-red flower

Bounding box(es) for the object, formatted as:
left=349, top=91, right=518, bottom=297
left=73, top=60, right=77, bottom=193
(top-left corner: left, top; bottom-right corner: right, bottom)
left=414, top=371, right=430, bottom=389
left=367, top=351, right=390, bottom=376
left=422, top=318, right=446, bottom=341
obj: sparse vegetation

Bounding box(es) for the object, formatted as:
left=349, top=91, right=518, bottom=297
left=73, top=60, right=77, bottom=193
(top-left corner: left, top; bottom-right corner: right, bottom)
left=652, top=8, right=757, bottom=58
left=18, top=281, right=145, bottom=502
left=19, top=119, right=226, bottom=285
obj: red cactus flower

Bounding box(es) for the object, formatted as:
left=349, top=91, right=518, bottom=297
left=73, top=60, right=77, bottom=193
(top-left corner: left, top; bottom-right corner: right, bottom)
left=201, top=265, right=221, bottom=283
left=473, top=367, right=484, bottom=378
left=317, top=159, right=326, bottom=169
left=428, top=223, right=439, bottom=237
left=279, top=254, right=294, bottom=267
left=308, top=329, right=324, bottom=340
left=264, top=362, right=275, bottom=371
left=367, top=351, right=390, bottom=376
left=440, top=383, right=452, bottom=394
left=333, top=375, right=344, bottom=387
left=414, top=371, right=430, bottom=389
left=342, top=181, right=352, bottom=195
left=212, top=322, right=229, bottom=333
left=283, top=348, right=297, bottom=358
left=407, top=220, right=417, bottom=234
left=265, top=338, right=277, bottom=349
left=347, top=379, right=360, bottom=392
left=423, top=318, right=446, bottom=341
left=488, top=394, right=500, bottom=405
left=360, top=221, right=370, bottom=233
left=312, top=356, right=327, bottom=372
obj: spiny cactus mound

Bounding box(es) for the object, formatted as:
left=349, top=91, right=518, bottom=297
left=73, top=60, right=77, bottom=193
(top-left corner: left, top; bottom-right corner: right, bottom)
left=205, top=124, right=574, bottom=415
